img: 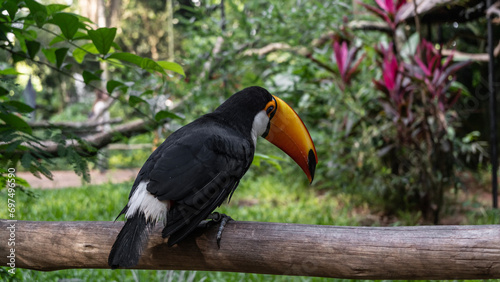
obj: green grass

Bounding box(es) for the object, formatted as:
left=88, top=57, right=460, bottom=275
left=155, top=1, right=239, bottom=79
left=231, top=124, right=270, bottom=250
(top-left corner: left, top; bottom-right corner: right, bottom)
left=1, top=170, right=498, bottom=281
left=0, top=172, right=361, bottom=281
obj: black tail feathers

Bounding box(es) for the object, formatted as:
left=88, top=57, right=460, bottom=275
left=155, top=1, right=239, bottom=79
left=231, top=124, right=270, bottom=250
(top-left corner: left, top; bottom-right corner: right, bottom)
left=108, top=213, right=154, bottom=269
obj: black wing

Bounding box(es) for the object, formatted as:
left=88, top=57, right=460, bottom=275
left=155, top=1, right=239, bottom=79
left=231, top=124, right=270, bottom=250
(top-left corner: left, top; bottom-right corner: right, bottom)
left=134, top=118, right=254, bottom=245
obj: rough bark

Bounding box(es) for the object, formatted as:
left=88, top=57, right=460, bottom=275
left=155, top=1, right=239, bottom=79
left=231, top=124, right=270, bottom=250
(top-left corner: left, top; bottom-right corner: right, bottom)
left=1, top=220, right=499, bottom=279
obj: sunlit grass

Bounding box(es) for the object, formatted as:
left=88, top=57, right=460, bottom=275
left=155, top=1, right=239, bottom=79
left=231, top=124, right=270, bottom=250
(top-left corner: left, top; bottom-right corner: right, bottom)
left=0, top=172, right=361, bottom=281
left=1, top=170, right=497, bottom=281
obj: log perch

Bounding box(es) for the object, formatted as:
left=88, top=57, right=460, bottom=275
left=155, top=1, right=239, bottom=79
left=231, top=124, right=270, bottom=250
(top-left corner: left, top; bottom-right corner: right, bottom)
left=1, top=220, right=499, bottom=279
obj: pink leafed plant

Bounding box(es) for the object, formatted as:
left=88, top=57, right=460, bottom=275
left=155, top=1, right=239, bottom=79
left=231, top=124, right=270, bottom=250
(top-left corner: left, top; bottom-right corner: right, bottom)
left=332, top=38, right=365, bottom=90
left=373, top=43, right=414, bottom=124
left=357, top=0, right=408, bottom=30
left=404, top=39, right=471, bottom=111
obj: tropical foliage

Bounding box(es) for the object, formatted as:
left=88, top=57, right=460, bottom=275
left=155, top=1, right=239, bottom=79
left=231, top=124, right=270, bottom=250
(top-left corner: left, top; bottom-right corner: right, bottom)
left=0, top=0, right=496, bottom=280
left=0, top=0, right=184, bottom=188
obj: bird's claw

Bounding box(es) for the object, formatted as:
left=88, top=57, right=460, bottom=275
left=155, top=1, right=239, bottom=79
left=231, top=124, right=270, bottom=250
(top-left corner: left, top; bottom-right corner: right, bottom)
left=206, top=212, right=233, bottom=249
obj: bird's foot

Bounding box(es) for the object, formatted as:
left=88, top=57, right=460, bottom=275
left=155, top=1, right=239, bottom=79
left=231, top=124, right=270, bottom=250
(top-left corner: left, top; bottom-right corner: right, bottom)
left=206, top=212, right=233, bottom=248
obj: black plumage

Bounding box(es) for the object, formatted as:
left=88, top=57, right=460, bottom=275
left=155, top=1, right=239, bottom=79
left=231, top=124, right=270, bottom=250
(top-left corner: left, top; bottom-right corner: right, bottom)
left=109, top=86, right=317, bottom=269
left=109, top=87, right=273, bottom=268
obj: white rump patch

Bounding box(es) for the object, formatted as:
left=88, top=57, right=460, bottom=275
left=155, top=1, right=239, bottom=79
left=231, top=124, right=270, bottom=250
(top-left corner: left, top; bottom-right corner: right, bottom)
left=251, top=110, right=269, bottom=147
left=125, top=181, right=169, bottom=224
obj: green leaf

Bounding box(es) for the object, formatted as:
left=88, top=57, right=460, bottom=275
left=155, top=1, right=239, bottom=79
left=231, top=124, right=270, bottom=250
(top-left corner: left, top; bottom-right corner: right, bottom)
left=82, top=70, right=101, bottom=84
left=46, top=4, right=70, bottom=15
left=4, top=0, right=18, bottom=20
left=72, top=43, right=99, bottom=64
left=111, top=42, right=122, bottom=51
left=0, top=87, right=8, bottom=97
left=42, top=48, right=56, bottom=64
left=72, top=31, right=90, bottom=41
left=51, top=13, right=79, bottom=40
left=72, top=49, right=86, bottom=64
left=106, top=80, right=125, bottom=93
left=63, top=63, right=73, bottom=71
left=154, top=110, right=183, bottom=121
left=55, top=47, right=69, bottom=69
left=107, top=52, right=142, bottom=65
left=74, top=14, right=93, bottom=25
left=12, top=51, right=26, bottom=63
left=20, top=153, right=33, bottom=170
left=5, top=140, right=23, bottom=153
left=0, top=68, right=20, bottom=75
left=451, top=81, right=471, bottom=97
left=49, top=36, right=65, bottom=46
left=0, top=27, right=8, bottom=43
left=400, top=32, right=420, bottom=61
left=88, top=27, right=116, bottom=55
left=107, top=53, right=166, bottom=75
left=0, top=113, right=32, bottom=134
left=128, top=95, right=146, bottom=107
left=25, top=40, right=41, bottom=59
left=157, top=61, right=186, bottom=77
left=16, top=31, right=28, bottom=52
left=140, top=90, right=154, bottom=97
left=25, top=0, right=48, bottom=27
left=24, top=30, right=38, bottom=41
left=140, top=58, right=166, bottom=75
left=3, top=101, right=34, bottom=113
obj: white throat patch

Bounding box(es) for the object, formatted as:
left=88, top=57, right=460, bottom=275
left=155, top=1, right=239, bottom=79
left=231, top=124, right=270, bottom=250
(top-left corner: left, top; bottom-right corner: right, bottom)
left=251, top=110, right=270, bottom=147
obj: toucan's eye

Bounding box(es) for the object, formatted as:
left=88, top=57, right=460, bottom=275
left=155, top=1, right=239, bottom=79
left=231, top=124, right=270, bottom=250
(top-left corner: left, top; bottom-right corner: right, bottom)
left=266, top=106, right=274, bottom=115
left=264, top=98, right=277, bottom=119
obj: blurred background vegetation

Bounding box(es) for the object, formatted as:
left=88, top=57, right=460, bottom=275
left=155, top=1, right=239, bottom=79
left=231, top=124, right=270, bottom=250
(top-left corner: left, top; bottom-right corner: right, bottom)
left=1, top=0, right=499, bottom=281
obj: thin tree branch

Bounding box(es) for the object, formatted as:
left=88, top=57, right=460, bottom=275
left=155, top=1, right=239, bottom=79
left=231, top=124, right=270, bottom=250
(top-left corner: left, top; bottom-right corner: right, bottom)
left=27, top=118, right=123, bottom=130
left=2, top=119, right=164, bottom=158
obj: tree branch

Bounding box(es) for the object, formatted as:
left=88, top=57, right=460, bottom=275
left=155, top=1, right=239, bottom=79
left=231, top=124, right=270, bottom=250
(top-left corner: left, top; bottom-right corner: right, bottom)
left=441, top=39, right=500, bottom=61
left=28, top=118, right=123, bottom=130
left=398, top=0, right=486, bottom=23
left=2, top=220, right=499, bottom=279
left=242, top=22, right=391, bottom=59
left=4, top=119, right=162, bottom=158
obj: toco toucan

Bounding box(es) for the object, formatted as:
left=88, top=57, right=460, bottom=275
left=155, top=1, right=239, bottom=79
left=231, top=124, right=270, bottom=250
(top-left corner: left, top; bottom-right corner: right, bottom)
left=108, top=86, right=317, bottom=269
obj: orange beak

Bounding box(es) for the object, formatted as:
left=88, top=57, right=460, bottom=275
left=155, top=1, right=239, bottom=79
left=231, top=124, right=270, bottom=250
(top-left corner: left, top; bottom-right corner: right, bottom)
left=263, top=95, right=318, bottom=183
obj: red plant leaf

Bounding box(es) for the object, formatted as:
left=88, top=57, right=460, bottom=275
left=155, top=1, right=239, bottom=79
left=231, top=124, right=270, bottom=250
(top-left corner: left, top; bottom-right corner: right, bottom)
left=375, top=0, right=394, bottom=13
left=333, top=41, right=347, bottom=77
left=414, top=55, right=431, bottom=76
left=396, top=0, right=407, bottom=10
left=383, top=54, right=398, bottom=90
left=357, top=1, right=387, bottom=21
left=345, top=53, right=366, bottom=83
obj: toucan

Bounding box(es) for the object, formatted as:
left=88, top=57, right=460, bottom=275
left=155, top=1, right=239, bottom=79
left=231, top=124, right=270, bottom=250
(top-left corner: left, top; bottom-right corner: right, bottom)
left=108, top=86, right=317, bottom=269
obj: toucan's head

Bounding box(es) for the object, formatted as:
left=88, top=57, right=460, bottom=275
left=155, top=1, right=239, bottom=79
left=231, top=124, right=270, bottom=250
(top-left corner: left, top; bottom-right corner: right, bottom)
left=215, top=86, right=318, bottom=183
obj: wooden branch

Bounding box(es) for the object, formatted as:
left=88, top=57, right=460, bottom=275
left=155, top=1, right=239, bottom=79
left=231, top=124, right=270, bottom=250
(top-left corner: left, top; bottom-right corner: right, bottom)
left=442, top=49, right=489, bottom=61
left=242, top=22, right=390, bottom=59
left=347, top=20, right=391, bottom=32
left=3, top=119, right=161, bottom=158
left=398, top=0, right=486, bottom=23
left=107, top=143, right=153, bottom=150
left=441, top=39, right=500, bottom=61
left=198, top=36, right=225, bottom=81
left=243, top=42, right=294, bottom=57
left=88, top=98, right=115, bottom=123
left=1, top=220, right=499, bottom=279
left=28, top=118, right=123, bottom=130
